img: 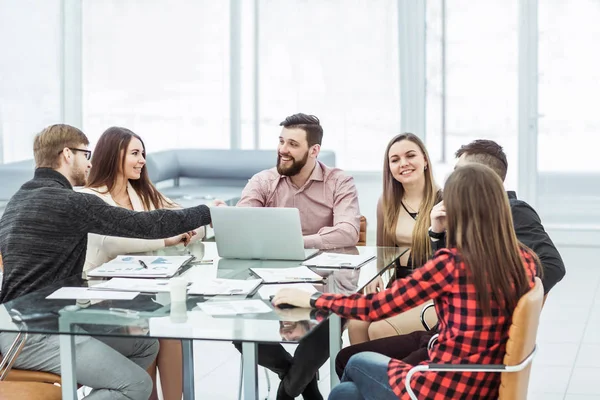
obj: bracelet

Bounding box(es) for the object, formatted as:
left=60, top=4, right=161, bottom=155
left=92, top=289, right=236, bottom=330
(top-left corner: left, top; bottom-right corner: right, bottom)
left=309, top=291, right=323, bottom=308
left=428, top=228, right=445, bottom=240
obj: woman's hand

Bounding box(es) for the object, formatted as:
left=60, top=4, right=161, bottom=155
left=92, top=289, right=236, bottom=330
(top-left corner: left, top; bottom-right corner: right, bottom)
left=365, top=276, right=384, bottom=294
left=272, top=288, right=313, bottom=309
left=164, top=231, right=195, bottom=247
left=430, top=201, right=446, bottom=234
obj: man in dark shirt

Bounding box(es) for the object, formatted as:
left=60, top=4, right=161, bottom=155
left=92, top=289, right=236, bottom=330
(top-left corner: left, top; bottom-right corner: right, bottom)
left=335, top=139, right=565, bottom=379
left=429, top=139, right=565, bottom=294
left=0, top=124, right=213, bottom=399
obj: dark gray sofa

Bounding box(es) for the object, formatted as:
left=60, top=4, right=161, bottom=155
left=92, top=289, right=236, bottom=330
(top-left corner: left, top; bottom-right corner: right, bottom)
left=0, top=149, right=337, bottom=209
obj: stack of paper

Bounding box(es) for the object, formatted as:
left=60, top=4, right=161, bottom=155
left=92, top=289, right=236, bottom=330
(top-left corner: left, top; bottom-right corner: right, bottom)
left=250, top=266, right=323, bottom=283
left=87, top=255, right=194, bottom=278
left=91, top=278, right=173, bottom=293
left=302, top=253, right=375, bottom=268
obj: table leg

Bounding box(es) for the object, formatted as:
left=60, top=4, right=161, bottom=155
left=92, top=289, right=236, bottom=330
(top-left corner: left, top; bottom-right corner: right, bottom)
left=329, top=314, right=342, bottom=387
left=182, top=339, right=195, bottom=400
left=59, top=334, right=77, bottom=400
left=241, top=342, right=258, bottom=400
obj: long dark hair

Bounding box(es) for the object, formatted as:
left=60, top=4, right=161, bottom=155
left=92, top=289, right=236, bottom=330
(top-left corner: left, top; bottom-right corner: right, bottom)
left=381, top=133, right=440, bottom=266
left=86, top=127, right=173, bottom=210
left=445, top=163, right=534, bottom=316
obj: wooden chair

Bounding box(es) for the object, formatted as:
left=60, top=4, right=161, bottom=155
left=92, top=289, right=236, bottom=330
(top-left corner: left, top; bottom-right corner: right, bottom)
left=406, top=277, right=544, bottom=400
left=0, top=381, right=62, bottom=400
left=357, top=216, right=367, bottom=246
left=0, top=312, right=64, bottom=396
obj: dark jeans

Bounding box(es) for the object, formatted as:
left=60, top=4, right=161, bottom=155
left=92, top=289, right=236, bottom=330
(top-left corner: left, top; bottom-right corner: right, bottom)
left=329, top=352, right=398, bottom=400
left=334, top=330, right=435, bottom=378
left=234, top=319, right=335, bottom=400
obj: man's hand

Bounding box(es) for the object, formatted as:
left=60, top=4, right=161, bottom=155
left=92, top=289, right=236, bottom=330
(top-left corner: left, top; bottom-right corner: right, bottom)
left=430, top=201, right=446, bottom=233
left=272, top=288, right=313, bottom=309
left=212, top=199, right=227, bottom=207
left=365, top=276, right=384, bottom=294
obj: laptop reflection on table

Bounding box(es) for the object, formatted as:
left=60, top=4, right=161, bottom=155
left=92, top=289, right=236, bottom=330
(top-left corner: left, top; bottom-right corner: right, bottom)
left=210, top=207, right=319, bottom=261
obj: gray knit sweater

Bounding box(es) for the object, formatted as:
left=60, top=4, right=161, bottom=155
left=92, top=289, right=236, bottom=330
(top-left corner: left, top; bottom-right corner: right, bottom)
left=0, top=168, right=212, bottom=303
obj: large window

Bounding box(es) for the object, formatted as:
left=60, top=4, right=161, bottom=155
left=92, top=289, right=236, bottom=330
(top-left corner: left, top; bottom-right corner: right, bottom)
left=537, top=0, right=600, bottom=227
left=426, top=0, right=519, bottom=188
left=255, top=0, right=400, bottom=170
left=82, top=0, right=230, bottom=151
left=0, top=0, right=62, bottom=163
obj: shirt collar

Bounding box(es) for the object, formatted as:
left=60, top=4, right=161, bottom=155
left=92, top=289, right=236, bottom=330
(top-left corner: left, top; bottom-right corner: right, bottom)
left=34, top=168, right=73, bottom=190
left=279, top=161, right=324, bottom=183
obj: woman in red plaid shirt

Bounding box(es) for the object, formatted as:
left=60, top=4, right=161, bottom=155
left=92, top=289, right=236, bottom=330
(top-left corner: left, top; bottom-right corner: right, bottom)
left=273, top=163, right=539, bottom=400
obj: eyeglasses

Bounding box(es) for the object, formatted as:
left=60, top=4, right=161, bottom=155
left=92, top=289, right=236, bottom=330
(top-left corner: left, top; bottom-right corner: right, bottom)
left=58, top=148, right=92, bottom=160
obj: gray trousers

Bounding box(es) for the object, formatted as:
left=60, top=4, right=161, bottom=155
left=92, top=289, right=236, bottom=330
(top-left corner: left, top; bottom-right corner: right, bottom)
left=0, top=330, right=158, bottom=400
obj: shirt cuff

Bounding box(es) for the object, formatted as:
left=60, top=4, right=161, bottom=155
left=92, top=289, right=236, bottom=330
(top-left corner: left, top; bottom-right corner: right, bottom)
left=303, top=234, right=323, bottom=250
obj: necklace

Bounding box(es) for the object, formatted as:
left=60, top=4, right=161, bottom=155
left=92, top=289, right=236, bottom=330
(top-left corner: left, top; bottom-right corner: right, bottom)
left=402, top=197, right=420, bottom=214
left=113, top=196, right=132, bottom=208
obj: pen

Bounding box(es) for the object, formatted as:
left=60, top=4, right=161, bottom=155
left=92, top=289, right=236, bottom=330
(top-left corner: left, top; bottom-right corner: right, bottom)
left=138, top=260, right=149, bottom=269
left=284, top=277, right=318, bottom=281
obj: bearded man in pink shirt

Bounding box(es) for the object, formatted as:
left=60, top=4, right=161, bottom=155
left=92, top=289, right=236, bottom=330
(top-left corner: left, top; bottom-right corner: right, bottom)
left=235, top=113, right=361, bottom=400
left=237, top=113, right=361, bottom=250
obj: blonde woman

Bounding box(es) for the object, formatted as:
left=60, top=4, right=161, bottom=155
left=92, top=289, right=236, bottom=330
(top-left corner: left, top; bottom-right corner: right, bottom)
left=348, top=133, right=441, bottom=344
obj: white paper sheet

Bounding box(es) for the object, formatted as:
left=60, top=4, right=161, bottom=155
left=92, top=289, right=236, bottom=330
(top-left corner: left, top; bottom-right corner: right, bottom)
left=188, top=278, right=263, bottom=296
left=302, top=253, right=375, bottom=268
left=257, top=283, right=318, bottom=300
left=91, top=278, right=172, bottom=293
left=46, top=287, right=139, bottom=300
left=197, top=299, right=272, bottom=316
left=250, top=266, right=323, bottom=283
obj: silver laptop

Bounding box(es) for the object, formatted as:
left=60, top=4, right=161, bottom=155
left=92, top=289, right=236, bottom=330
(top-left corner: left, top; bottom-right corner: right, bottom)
left=210, top=207, right=320, bottom=260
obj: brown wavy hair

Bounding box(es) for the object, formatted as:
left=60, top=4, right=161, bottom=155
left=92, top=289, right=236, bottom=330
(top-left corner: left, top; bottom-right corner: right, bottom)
left=381, top=133, right=440, bottom=267
left=86, top=127, right=173, bottom=210
left=445, top=163, right=534, bottom=316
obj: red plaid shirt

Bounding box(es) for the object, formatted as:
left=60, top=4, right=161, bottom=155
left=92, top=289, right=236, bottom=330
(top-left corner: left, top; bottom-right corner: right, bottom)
left=315, top=248, right=537, bottom=399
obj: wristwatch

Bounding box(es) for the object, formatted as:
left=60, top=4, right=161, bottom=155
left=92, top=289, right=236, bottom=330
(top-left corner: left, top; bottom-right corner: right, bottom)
left=309, top=291, right=323, bottom=308
left=428, top=227, right=445, bottom=240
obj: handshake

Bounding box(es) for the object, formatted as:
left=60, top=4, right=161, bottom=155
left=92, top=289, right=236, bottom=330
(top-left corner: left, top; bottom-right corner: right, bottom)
left=168, top=199, right=228, bottom=247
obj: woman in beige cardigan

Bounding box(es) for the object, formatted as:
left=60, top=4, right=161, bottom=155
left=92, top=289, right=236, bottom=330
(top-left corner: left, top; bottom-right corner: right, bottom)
left=81, top=126, right=205, bottom=400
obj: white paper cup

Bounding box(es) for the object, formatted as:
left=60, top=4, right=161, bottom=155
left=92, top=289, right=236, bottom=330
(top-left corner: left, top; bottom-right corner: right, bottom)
left=170, top=301, right=188, bottom=323
left=169, top=277, right=188, bottom=303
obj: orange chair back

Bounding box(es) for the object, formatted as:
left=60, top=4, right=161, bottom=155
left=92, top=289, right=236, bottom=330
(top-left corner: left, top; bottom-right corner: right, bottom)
left=499, top=277, right=544, bottom=400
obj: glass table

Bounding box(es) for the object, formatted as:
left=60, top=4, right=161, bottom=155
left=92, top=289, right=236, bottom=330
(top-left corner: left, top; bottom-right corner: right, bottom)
left=0, top=242, right=409, bottom=400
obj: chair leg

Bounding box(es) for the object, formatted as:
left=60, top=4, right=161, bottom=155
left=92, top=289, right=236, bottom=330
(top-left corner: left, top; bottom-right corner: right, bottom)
left=238, top=356, right=244, bottom=400
left=0, top=332, right=28, bottom=380
left=263, top=367, right=271, bottom=400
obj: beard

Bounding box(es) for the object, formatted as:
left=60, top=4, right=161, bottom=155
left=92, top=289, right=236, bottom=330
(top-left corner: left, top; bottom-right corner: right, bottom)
left=71, top=162, right=88, bottom=187
left=276, top=151, right=309, bottom=176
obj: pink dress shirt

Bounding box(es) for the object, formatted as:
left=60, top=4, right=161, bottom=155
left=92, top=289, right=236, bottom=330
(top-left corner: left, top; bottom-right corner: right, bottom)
left=237, top=161, right=361, bottom=250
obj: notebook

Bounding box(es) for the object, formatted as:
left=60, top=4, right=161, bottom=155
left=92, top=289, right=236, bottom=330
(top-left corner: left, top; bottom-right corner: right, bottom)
left=87, top=255, right=195, bottom=278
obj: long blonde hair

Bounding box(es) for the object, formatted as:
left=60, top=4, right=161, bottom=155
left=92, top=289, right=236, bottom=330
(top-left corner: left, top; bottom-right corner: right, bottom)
left=381, top=133, right=440, bottom=266
left=445, top=164, right=535, bottom=315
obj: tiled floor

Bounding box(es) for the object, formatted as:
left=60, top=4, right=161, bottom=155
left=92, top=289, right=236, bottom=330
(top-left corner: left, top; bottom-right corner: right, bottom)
left=80, top=244, right=600, bottom=399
